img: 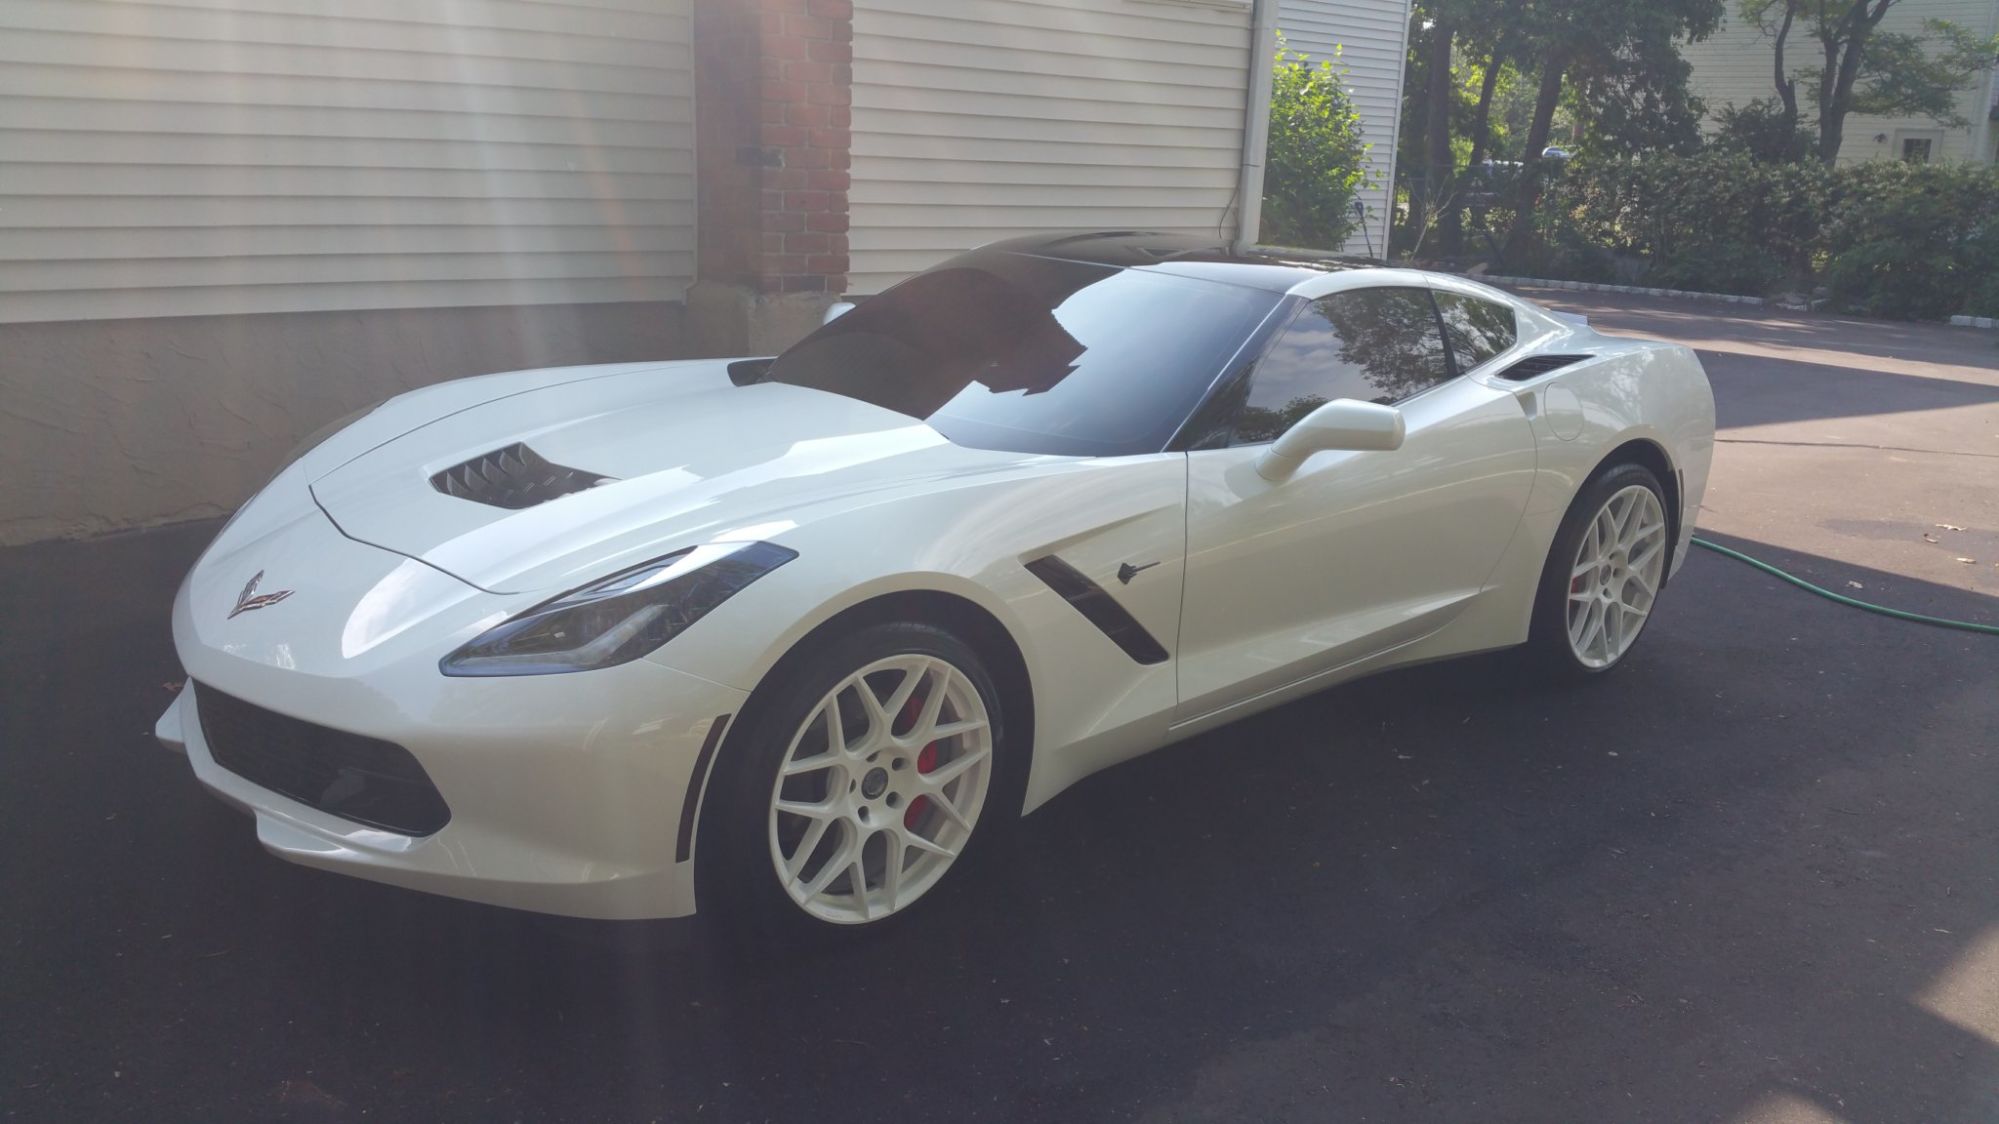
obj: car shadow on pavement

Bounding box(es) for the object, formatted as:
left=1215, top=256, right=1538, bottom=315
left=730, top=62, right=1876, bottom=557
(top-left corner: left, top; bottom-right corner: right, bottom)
left=1701, top=348, right=1999, bottom=431
left=6, top=524, right=1999, bottom=1122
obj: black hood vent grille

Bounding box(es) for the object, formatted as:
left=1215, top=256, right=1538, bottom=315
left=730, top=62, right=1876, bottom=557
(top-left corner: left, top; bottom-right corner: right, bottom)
left=430, top=442, right=611, bottom=510
left=1496, top=353, right=1594, bottom=381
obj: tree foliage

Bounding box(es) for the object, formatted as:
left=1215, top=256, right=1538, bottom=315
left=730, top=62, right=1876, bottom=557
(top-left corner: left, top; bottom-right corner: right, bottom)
left=1513, top=152, right=1999, bottom=319
left=1262, top=37, right=1373, bottom=250
left=1737, top=0, right=1999, bottom=163
left=1711, top=97, right=1816, bottom=162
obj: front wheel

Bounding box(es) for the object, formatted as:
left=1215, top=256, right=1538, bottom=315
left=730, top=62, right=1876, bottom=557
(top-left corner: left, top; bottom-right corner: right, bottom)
left=698, top=621, right=1012, bottom=939
left=1529, top=462, right=1672, bottom=677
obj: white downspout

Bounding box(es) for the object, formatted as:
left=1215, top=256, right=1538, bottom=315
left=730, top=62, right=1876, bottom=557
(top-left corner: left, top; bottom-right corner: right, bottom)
left=1233, top=0, right=1278, bottom=252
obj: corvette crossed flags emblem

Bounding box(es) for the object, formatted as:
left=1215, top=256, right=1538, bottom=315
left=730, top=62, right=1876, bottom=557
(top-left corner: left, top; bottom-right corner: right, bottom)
left=228, top=571, right=294, bottom=619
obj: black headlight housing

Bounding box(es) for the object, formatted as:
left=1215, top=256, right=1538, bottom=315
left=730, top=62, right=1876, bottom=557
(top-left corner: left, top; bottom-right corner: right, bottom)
left=439, top=541, right=797, bottom=677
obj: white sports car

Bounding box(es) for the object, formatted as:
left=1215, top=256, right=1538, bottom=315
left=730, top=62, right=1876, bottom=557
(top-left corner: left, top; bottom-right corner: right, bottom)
left=156, top=232, right=1715, bottom=935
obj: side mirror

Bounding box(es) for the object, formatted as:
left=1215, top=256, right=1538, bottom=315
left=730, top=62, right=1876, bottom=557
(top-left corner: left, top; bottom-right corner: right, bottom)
left=822, top=300, right=856, bottom=325
left=1255, top=398, right=1405, bottom=482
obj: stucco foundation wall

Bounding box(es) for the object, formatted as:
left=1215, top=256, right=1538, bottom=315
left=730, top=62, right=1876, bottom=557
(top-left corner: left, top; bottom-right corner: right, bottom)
left=0, top=302, right=685, bottom=546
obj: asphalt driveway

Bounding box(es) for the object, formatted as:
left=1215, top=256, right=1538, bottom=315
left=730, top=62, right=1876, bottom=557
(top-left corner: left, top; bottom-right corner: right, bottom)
left=4, top=298, right=1997, bottom=1123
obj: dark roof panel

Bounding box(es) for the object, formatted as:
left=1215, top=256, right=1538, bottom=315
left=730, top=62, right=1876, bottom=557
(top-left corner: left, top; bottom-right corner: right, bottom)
left=976, top=231, right=1378, bottom=293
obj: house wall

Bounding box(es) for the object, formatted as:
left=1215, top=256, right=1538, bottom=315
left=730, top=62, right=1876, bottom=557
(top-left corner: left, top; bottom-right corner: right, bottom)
left=844, top=0, right=1255, bottom=294
left=0, top=0, right=698, bottom=545
left=1680, top=0, right=1999, bottom=164
left=1276, top=0, right=1408, bottom=256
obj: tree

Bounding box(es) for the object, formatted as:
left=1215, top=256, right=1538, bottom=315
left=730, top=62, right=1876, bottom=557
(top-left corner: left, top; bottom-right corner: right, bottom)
left=1712, top=97, right=1816, bottom=161
left=1739, top=0, right=1999, bottom=164
left=1496, top=0, right=1723, bottom=260
left=1262, top=38, right=1373, bottom=250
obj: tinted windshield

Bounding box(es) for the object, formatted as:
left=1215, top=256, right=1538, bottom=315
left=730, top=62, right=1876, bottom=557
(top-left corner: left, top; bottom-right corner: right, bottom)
left=763, top=251, right=1282, bottom=456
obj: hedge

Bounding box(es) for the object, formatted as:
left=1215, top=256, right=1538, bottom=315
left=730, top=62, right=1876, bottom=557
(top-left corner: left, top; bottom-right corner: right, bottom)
left=1503, top=153, right=1999, bottom=321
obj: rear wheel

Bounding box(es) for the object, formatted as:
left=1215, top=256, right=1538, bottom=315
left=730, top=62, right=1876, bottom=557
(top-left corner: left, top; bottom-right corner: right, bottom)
left=1530, top=462, right=1672, bottom=677
left=698, top=621, right=1011, bottom=940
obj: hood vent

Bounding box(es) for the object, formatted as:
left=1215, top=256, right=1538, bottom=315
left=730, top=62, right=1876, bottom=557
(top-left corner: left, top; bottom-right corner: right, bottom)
left=1496, top=353, right=1594, bottom=381
left=430, top=442, right=611, bottom=510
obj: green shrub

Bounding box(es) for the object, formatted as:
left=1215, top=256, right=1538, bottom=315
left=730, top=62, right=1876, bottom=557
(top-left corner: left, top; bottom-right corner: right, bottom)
left=1821, top=161, right=1999, bottom=320
left=1710, top=99, right=1816, bottom=165
left=1510, top=152, right=1999, bottom=318
left=1261, top=38, right=1372, bottom=250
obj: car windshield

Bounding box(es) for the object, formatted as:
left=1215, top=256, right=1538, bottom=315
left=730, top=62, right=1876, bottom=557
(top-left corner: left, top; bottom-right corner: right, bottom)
left=762, top=250, right=1283, bottom=456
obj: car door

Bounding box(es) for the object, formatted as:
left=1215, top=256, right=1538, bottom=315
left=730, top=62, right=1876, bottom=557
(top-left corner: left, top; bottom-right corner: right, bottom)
left=1173, top=284, right=1539, bottom=723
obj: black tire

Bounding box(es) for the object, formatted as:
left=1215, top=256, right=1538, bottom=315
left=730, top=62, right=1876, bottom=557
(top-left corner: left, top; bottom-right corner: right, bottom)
left=1528, top=461, right=1672, bottom=680
left=695, top=620, right=1020, bottom=944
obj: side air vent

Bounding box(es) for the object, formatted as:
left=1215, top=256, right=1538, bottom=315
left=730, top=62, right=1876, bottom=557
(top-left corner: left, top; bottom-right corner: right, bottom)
left=1496, top=353, right=1594, bottom=381
left=430, top=442, right=611, bottom=510
left=1024, top=555, right=1170, bottom=665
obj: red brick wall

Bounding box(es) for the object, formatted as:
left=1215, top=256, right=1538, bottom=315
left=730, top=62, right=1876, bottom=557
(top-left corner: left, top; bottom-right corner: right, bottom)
left=693, top=0, right=853, bottom=295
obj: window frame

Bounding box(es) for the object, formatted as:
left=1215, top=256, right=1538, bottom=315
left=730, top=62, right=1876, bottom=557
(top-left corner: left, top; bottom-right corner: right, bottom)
left=1173, top=284, right=1464, bottom=450
left=1432, top=289, right=1522, bottom=378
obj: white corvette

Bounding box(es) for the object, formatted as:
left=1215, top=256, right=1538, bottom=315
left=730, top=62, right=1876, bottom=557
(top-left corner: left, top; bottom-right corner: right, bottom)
left=155, top=232, right=1715, bottom=934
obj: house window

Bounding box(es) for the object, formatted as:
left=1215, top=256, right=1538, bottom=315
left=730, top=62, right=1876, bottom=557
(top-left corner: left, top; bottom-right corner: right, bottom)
left=1902, top=137, right=1934, bottom=163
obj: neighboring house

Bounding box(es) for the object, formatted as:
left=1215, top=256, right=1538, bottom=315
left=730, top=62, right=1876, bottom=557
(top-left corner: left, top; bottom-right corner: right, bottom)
left=1680, top=0, right=1999, bottom=164
left=1276, top=0, right=1410, bottom=256
left=0, top=0, right=1409, bottom=545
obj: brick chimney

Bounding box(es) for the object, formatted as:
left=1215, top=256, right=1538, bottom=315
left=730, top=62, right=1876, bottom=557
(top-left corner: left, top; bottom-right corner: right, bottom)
left=688, top=0, right=854, bottom=355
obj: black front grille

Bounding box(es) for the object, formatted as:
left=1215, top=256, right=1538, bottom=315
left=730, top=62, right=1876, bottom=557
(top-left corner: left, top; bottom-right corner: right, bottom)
left=430, top=442, right=609, bottom=510
left=194, top=683, right=451, bottom=836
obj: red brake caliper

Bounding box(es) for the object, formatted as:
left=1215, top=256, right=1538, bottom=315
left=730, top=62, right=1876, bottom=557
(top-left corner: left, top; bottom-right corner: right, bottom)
left=898, top=688, right=937, bottom=830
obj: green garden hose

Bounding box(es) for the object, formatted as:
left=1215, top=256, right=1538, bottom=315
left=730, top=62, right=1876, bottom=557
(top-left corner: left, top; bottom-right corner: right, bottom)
left=1691, top=537, right=1999, bottom=636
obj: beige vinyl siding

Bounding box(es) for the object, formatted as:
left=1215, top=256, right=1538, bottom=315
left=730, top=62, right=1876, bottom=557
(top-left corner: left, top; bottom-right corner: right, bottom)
left=1277, top=0, right=1409, bottom=256
left=0, top=0, right=695, bottom=323
left=1681, top=0, right=1999, bottom=164
left=847, top=0, right=1253, bottom=295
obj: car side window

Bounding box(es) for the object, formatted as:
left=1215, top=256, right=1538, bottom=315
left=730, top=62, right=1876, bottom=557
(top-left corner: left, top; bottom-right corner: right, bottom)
left=1230, top=287, right=1454, bottom=445
left=1433, top=291, right=1518, bottom=373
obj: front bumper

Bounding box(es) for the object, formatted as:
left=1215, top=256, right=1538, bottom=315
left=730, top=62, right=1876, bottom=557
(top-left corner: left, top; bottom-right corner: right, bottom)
left=159, top=506, right=749, bottom=920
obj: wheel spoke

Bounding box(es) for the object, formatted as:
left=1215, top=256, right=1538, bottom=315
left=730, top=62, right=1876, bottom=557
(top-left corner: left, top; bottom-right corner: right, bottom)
left=781, top=751, right=839, bottom=778
left=796, top=830, right=853, bottom=899
left=1624, top=520, right=1664, bottom=552
left=1625, top=565, right=1658, bottom=599
left=901, top=828, right=957, bottom=859
left=922, top=746, right=991, bottom=789
left=881, top=832, right=905, bottom=914
left=926, top=789, right=973, bottom=831
left=1579, top=602, right=1604, bottom=657
left=784, top=816, right=833, bottom=880
left=906, top=665, right=951, bottom=744
left=929, top=717, right=987, bottom=742
left=824, top=693, right=850, bottom=756
left=775, top=797, right=837, bottom=821
left=848, top=852, right=873, bottom=919
left=882, top=658, right=929, bottom=726
left=1628, top=539, right=1664, bottom=576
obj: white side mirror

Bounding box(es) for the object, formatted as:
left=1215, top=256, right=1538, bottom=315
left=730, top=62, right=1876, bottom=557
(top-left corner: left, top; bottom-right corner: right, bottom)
left=1255, top=398, right=1405, bottom=482
left=822, top=301, right=856, bottom=325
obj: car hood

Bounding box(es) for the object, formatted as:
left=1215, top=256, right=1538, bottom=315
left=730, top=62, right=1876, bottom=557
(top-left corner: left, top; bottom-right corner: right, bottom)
left=309, top=360, right=1041, bottom=594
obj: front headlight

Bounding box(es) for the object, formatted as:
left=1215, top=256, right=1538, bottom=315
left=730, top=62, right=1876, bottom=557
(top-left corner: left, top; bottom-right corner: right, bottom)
left=439, top=541, right=797, bottom=677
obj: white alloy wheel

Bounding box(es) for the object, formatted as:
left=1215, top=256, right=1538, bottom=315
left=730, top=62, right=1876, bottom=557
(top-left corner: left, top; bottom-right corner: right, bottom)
left=766, top=653, right=994, bottom=925
left=1565, top=483, right=1669, bottom=669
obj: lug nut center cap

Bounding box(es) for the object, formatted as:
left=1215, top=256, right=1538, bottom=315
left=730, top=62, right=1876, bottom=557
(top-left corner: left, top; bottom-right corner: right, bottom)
left=860, top=767, right=889, bottom=800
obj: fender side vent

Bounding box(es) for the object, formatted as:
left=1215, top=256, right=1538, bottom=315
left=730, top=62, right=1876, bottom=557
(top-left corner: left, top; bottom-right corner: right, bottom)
left=430, top=442, right=611, bottom=509
left=1496, top=353, right=1594, bottom=381
left=1024, top=555, right=1170, bottom=665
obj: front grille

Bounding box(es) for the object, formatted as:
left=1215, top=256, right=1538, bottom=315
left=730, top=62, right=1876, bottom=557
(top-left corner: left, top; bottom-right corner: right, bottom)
left=193, top=683, right=451, bottom=836
left=430, top=442, right=609, bottom=510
